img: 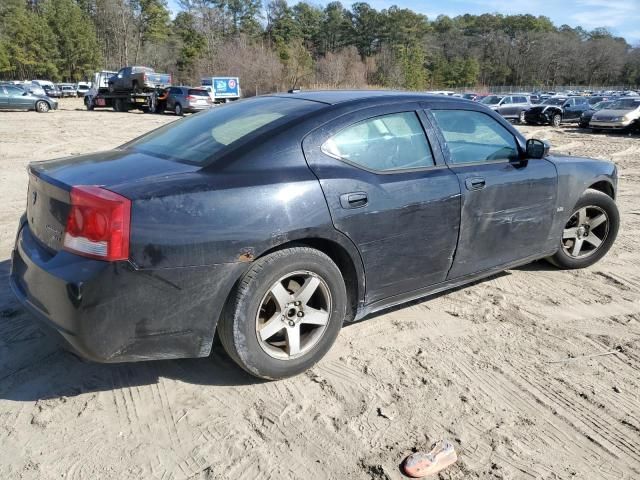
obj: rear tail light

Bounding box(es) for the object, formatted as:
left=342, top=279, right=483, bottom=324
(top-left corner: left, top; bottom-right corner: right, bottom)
left=187, top=95, right=196, bottom=101
left=63, top=186, right=131, bottom=261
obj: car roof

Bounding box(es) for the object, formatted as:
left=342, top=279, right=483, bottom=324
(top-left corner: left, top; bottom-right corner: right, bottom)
left=268, top=90, right=464, bottom=106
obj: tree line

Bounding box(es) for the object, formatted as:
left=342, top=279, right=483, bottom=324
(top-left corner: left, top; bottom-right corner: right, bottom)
left=1, top=0, right=639, bottom=94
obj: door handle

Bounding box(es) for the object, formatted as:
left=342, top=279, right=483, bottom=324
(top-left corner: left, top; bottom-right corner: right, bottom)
left=465, top=177, right=486, bottom=191
left=340, top=192, right=368, bottom=209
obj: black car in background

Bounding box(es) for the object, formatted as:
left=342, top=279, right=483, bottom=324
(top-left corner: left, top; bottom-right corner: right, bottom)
left=579, top=100, right=614, bottom=128
left=524, top=96, right=591, bottom=127
left=10, top=91, right=619, bottom=379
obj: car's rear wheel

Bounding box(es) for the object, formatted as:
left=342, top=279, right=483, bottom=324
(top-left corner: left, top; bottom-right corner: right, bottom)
left=518, top=110, right=526, bottom=123
left=218, top=247, right=347, bottom=380
left=35, top=101, right=50, bottom=113
left=175, top=103, right=183, bottom=116
left=551, top=114, right=562, bottom=127
left=547, top=189, right=619, bottom=269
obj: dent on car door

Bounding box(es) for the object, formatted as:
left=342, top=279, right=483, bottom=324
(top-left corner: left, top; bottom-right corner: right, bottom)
left=303, top=105, right=462, bottom=304
left=428, top=108, right=558, bottom=278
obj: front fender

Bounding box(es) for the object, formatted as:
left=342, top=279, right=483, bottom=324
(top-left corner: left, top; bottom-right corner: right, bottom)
left=546, top=155, right=617, bottom=250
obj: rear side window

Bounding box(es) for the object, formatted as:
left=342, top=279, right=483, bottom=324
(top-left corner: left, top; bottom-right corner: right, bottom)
left=431, top=110, right=518, bottom=164
left=188, top=89, right=209, bottom=96
left=126, top=96, right=322, bottom=165
left=321, top=112, right=435, bottom=172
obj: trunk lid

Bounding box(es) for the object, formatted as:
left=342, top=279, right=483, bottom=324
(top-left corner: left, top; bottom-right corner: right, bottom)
left=26, top=149, right=199, bottom=252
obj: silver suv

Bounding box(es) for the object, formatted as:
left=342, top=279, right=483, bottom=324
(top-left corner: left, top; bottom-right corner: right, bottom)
left=164, top=86, right=212, bottom=116
left=480, top=94, right=532, bottom=123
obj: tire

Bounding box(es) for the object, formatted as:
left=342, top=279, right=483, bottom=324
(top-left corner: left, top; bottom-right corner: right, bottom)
left=578, top=121, right=588, bottom=128
left=551, top=113, right=562, bottom=127
left=218, top=247, right=347, bottom=380
left=132, top=81, right=141, bottom=94
left=525, top=120, right=535, bottom=125
left=175, top=103, right=183, bottom=116
left=35, top=101, right=50, bottom=113
left=518, top=110, right=526, bottom=124
left=547, top=188, right=619, bottom=269
left=84, top=96, right=94, bottom=111
left=113, top=98, right=122, bottom=112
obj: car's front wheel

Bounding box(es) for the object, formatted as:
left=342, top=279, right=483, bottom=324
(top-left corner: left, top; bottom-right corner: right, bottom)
left=35, top=101, right=50, bottom=113
left=547, top=188, right=619, bottom=269
left=218, top=247, right=347, bottom=380
left=551, top=113, right=562, bottom=127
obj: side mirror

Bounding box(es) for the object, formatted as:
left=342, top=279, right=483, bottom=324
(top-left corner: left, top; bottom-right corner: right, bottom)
left=23, top=91, right=28, bottom=96
left=526, top=139, right=550, bottom=159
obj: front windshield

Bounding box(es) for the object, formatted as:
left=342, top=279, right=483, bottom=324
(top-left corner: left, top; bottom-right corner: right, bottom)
left=607, top=99, right=640, bottom=110
left=542, top=98, right=566, bottom=106
left=125, top=96, right=322, bottom=165
left=480, top=95, right=502, bottom=105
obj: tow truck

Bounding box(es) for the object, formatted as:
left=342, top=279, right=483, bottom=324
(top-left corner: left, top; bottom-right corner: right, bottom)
left=84, top=70, right=168, bottom=113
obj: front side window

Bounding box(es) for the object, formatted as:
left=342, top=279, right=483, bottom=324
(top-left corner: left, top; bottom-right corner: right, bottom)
left=321, top=112, right=435, bottom=172
left=501, top=97, right=513, bottom=104
left=431, top=110, right=519, bottom=164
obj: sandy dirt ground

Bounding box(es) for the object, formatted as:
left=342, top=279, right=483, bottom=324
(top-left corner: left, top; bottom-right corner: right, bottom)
left=0, top=98, right=639, bottom=480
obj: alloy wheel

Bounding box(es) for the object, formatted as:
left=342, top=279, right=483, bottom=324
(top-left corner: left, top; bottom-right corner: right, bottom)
left=255, top=270, right=332, bottom=360
left=562, top=206, right=609, bottom=259
left=36, top=101, right=49, bottom=113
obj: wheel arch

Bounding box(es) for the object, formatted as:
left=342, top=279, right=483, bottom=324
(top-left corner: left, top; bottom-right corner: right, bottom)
left=588, top=180, right=615, bottom=200
left=252, top=235, right=366, bottom=323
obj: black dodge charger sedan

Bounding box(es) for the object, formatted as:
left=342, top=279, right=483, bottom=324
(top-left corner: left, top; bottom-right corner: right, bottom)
left=11, top=91, right=619, bottom=379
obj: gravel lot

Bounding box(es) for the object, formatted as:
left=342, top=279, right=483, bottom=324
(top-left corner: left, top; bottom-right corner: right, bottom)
left=1, top=98, right=639, bottom=479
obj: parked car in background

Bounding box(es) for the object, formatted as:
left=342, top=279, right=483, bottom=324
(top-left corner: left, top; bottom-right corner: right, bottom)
left=462, top=93, right=479, bottom=101
left=108, top=66, right=171, bottom=93
left=160, top=86, right=212, bottom=115
left=10, top=91, right=619, bottom=379
left=76, top=84, right=90, bottom=97
left=42, top=84, right=62, bottom=98
left=590, top=98, right=640, bottom=132
left=578, top=100, right=614, bottom=128
left=0, top=84, right=58, bottom=112
left=524, top=96, right=590, bottom=127
left=58, top=84, right=76, bottom=97
left=481, top=94, right=532, bottom=122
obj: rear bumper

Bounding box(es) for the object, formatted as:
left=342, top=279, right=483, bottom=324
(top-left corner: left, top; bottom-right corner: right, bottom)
left=185, top=104, right=211, bottom=113
left=10, top=221, right=245, bottom=362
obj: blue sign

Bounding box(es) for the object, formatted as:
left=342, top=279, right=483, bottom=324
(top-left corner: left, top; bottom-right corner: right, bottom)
left=209, top=77, right=239, bottom=98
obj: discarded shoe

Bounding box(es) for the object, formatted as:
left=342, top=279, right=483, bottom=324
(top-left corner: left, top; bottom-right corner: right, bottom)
left=402, top=439, right=457, bottom=478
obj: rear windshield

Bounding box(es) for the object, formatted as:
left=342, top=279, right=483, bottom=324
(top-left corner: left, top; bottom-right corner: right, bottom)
left=125, top=96, right=322, bottom=165
left=188, top=89, right=209, bottom=96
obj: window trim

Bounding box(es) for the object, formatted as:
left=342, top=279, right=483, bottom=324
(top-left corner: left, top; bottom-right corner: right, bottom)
left=428, top=108, right=522, bottom=167
left=319, top=110, right=440, bottom=175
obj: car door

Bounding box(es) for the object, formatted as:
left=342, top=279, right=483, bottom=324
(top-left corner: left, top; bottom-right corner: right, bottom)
left=303, top=104, right=462, bottom=304
left=6, top=86, right=32, bottom=109
left=497, top=96, right=514, bottom=117
left=572, top=97, right=590, bottom=121
left=428, top=107, right=558, bottom=279
left=114, top=68, right=127, bottom=90
left=562, top=98, right=579, bottom=120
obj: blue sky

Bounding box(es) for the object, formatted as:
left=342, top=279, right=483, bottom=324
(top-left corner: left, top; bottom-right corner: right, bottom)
left=167, top=0, right=640, bottom=45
